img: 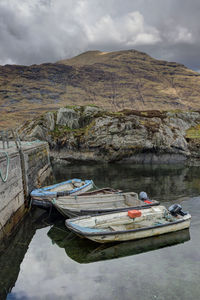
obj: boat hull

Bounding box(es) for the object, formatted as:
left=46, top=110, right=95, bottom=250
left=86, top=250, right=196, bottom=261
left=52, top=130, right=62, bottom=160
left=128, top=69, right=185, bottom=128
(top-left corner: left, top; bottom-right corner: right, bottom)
left=65, top=206, right=191, bottom=243
left=56, top=202, right=159, bottom=218
left=30, top=179, right=93, bottom=208
left=83, top=218, right=191, bottom=243
left=53, top=192, right=160, bottom=217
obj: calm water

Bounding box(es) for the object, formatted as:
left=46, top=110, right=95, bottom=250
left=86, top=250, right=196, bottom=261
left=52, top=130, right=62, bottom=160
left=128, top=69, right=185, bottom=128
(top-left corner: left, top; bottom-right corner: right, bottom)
left=1, top=163, right=200, bottom=300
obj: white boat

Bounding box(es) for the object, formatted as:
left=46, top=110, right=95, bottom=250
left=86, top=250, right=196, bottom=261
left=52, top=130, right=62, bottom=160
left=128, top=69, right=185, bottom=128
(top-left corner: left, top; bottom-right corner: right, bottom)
left=30, top=179, right=93, bottom=208
left=65, top=205, right=191, bottom=243
left=53, top=191, right=159, bottom=218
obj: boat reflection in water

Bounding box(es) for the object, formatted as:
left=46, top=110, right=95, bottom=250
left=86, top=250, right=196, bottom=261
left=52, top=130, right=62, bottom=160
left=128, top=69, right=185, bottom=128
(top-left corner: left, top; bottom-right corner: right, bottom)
left=47, top=222, right=190, bottom=264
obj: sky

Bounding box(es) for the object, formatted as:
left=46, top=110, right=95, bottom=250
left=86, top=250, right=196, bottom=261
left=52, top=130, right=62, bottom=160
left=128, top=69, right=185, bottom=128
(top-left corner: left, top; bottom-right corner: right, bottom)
left=0, top=0, right=200, bottom=70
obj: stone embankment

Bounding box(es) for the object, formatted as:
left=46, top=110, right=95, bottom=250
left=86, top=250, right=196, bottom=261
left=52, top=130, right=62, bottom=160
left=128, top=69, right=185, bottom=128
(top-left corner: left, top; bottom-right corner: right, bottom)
left=0, top=141, right=52, bottom=240
left=19, top=105, right=200, bottom=165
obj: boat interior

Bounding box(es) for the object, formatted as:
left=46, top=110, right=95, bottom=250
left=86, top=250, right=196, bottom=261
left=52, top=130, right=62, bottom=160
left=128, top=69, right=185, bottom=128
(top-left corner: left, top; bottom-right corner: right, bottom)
left=70, top=207, right=180, bottom=232
left=49, top=180, right=87, bottom=192
left=56, top=192, right=145, bottom=210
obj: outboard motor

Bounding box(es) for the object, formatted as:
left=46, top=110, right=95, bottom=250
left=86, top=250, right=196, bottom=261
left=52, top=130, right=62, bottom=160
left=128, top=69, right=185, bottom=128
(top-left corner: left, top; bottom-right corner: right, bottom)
left=168, top=204, right=187, bottom=216
left=139, top=191, right=149, bottom=201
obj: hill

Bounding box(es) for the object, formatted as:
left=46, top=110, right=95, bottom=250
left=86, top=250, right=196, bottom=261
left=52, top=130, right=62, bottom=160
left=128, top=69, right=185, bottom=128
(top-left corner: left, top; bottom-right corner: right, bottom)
left=1, top=49, right=200, bottom=129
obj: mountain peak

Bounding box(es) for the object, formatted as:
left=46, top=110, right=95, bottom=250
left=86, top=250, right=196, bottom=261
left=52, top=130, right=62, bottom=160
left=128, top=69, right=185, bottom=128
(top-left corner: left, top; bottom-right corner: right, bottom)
left=57, top=49, right=151, bottom=66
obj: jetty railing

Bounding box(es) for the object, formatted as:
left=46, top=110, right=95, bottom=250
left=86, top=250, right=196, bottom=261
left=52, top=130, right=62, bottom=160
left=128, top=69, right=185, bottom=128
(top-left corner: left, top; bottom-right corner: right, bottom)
left=0, top=129, right=21, bottom=150
left=0, top=130, right=9, bottom=149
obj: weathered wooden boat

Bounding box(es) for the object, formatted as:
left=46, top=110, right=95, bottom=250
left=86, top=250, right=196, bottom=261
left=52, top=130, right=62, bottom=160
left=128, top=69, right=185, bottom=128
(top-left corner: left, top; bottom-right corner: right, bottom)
left=52, top=191, right=159, bottom=218
left=65, top=205, right=191, bottom=243
left=30, top=179, right=93, bottom=208
left=47, top=223, right=190, bottom=263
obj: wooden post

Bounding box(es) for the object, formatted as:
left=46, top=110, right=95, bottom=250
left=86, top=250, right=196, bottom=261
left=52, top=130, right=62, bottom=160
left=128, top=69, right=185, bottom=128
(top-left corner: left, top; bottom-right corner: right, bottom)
left=19, top=148, right=28, bottom=200
left=6, top=130, right=9, bottom=148
left=11, top=129, right=20, bottom=150
left=1, top=131, right=5, bottom=149
left=15, top=129, right=22, bottom=148
left=11, top=129, right=28, bottom=200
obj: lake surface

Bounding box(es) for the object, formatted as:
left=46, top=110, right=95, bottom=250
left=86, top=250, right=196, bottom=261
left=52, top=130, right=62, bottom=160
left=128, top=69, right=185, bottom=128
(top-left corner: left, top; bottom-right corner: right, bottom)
left=1, top=163, right=200, bottom=300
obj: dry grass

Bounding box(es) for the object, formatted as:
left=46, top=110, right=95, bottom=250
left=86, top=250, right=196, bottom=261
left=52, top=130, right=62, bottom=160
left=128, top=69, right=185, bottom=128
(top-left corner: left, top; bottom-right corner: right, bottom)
left=1, top=49, right=200, bottom=129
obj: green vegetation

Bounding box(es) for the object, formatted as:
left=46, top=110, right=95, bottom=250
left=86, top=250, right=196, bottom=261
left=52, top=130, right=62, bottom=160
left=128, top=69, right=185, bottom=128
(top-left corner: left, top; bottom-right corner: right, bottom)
left=186, top=124, right=200, bottom=139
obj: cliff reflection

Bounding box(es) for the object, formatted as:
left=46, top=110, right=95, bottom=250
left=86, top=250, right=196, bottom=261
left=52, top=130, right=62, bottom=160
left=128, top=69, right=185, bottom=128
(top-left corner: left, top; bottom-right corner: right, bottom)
left=52, top=163, right=200, bottom=201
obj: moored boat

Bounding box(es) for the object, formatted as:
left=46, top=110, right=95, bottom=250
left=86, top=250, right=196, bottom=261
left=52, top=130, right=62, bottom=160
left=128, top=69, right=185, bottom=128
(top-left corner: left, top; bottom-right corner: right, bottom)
left=53, top=191, right=159, bottom=218
left=30, top=179, right=93, bottom=208
left=65, top=205, right=191, bottom=243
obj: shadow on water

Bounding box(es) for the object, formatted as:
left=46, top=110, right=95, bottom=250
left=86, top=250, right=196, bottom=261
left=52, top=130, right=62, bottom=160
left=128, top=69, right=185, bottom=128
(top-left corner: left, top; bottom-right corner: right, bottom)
left=47, top=221, right=190, bottom=264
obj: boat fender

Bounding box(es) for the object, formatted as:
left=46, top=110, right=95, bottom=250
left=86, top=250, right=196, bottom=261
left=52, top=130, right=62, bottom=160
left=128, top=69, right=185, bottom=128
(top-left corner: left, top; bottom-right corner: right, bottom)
left=168, top=204, right=187, bottom=216
left=128, top=210, right=142, bottom=218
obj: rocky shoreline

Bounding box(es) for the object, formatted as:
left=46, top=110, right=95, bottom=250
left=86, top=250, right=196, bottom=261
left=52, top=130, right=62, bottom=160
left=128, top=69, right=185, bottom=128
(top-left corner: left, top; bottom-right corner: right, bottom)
left=19, top=105, right=200, bottom=165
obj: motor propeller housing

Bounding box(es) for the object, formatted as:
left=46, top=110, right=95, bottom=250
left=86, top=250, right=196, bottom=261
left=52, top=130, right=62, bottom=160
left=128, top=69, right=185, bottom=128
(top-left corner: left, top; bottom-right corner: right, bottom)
left=139, top=191, right=148, bottom=200
left=168, top=204, right=187, bottom=216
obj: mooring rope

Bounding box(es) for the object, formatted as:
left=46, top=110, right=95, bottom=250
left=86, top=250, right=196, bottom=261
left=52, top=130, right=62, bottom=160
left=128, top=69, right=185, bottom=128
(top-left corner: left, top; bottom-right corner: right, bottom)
left=92, top=181, right=100, bottom=190
left=0, top=151, right=10, bottom=182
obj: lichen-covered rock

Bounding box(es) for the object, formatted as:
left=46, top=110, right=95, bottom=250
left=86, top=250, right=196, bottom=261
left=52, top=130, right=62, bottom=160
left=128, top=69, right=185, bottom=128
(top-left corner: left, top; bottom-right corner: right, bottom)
left=171, top=137, right=189, bottom=152
left=56, top=108, right=80, bottom=128
left=29, top=125, right=46, bottom=140
left=82, top=105, right=104, bottom=117
left=44, top=112, right=55, bottom=131
left=19, top=106, right=200, bottom=164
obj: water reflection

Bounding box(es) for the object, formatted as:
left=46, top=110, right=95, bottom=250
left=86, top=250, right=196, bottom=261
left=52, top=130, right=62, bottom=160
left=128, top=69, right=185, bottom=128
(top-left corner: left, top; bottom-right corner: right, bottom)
left=52, top=163, right=200, bottom=200
left=47, top=222, right=190, bottom=264
left=1, top=164, right=200, bottom=300
left=0, top=209, right=50, bottom=300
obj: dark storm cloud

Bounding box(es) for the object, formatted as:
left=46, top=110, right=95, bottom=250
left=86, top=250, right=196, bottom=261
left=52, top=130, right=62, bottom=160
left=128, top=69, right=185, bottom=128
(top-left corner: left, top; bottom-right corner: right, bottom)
left=0, top=0, right=200, bottom=69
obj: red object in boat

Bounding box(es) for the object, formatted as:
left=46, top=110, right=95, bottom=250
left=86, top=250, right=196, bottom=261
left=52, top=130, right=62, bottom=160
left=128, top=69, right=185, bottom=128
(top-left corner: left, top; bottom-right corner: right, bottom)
left=144, top=200, right=152, bottom=204
left=128, top=210, right=142, bottom=218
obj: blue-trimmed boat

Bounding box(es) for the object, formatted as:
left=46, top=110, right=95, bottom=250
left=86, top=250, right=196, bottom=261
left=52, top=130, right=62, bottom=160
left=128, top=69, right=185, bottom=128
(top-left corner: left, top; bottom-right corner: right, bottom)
left=65, top=205, right=191, bottom=243
left=30, top=179, right=93, bottom=208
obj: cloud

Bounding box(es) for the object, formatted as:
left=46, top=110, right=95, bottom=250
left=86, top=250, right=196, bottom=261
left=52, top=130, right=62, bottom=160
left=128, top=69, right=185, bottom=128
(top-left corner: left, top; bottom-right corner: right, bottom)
left=84, top=11, right=160, bottom=46
left=0, top=0, right=200, bottom=69
left=175, top=27, right=193, bottom=43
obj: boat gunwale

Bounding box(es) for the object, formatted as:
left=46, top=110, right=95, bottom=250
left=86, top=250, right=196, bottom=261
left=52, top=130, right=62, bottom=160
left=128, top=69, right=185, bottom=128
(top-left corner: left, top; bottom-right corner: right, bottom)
left=30, top=179, right=93, bottom=197
left=76, top=188, right=122, bottom=196
left=58, top=202, right=159, bottom=215
left=56, top=204, right=160, bottom=218
left=66, top=215, right=191, bottom=237
left=55, top=191, right=139, bottom=202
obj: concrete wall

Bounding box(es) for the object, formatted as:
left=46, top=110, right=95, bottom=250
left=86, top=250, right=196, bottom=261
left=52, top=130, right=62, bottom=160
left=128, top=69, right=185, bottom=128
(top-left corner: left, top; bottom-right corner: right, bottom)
left=0, top=150, right=24, bottom=230
left=0, top=141, right=52, bottom=239
left=23, top=142, right=51, bottom=195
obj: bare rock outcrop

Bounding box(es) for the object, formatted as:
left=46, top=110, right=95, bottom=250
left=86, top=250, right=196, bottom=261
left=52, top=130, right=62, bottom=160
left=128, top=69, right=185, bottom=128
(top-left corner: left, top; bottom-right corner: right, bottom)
left=19, top=106, right=200, bottom=164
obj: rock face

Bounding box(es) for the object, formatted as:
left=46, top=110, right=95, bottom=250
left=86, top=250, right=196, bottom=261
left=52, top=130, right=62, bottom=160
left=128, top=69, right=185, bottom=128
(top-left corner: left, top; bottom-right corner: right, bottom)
left=1, top=49, right=200, bottom=129
left=19, top=106, right=200, bottom=164
left=45, top=112, right=55, bottom=131
left=56, top=108, right=80, bottom=128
